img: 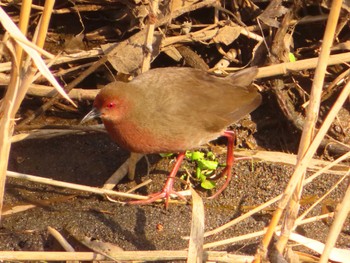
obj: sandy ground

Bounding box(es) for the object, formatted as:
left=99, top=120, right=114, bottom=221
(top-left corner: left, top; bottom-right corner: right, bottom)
left=2, top=105, right=349, bottom=261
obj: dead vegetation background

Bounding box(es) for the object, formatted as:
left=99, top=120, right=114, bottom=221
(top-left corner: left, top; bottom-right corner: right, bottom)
left=0, top=0, right=349, bottom=262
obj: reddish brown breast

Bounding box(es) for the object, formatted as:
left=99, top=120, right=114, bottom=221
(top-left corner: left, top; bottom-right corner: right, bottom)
left=103, top=119, right=191, bottom=153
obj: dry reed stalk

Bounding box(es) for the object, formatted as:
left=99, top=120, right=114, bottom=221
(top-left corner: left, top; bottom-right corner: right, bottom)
left=6, top=170, right=149, bottom=200
left=102, top=153, right=144, bottom=189
left=25, top=84, right=99, bottom=100
left=275, top=0, right=343, bottom=254
left=7, top=170, right=192, bottom=200
left=187, top=188, right=204, bottom=263
left=27, top=3, right=116, bottom=13
left=255, top=52, right=350, bottom=78
left=245, top=14, right=329, bottom=38
left=0, top=41, right=19, bottom=222
left=203, top=213, right=334, bottom=249
left=284, top=231, right=350, bottom=262
left=296, top=170, right=349, bottom=224
left=34, top=0, right=55, bottom=47
left=0, top=250, right=254, bottom=262
left=11, top=125, right=105, bottom=142
left=286, top=66, right=350, bottom=258
left=0, top=1, right=32, bottom=224
left=254, top=78, right=350, bottom=259
left=15, top=0, right=32, bottom=62
left=235, top=150, right=349, bottom=175
left=0, top=251, right=106, bottom=261
left=214, top=0, right=219, bottom=24
left=47, top=226, right=76, bottom=252
left=3, top=52, right=349, bottom=101
left=0, top=49, right=102, bottom=74
left=319, top=182, right=350, bottom=262
left=256, top=0, right=344, bottom=260
left=256, top=63, right=350, bottom=259
left=49, top=61, right=95, bottom=79
left=125, top=179, right=153, bottom=193
left=0, top=2, right=75, bottom=221
left=202, top=150, right=350, bottom=239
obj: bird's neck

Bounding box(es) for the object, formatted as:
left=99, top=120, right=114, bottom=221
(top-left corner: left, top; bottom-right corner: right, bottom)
left=103, top=120, right=156, bottom=153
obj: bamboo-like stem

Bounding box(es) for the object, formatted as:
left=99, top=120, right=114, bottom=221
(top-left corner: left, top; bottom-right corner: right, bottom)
left=319, top=182, right=350, bottom=262
left=296, top=0, right=341, bottom=163
left=15, top=0, right=32, bottom=62
left=0, top=43, right=19, bottom=222
left=102, top=152, right=144, bottom=189
left=203, top=213, right=333, bottom=249
left=255, top=52, right=350, bottom=78
left=35, top=0, right=55, bottom=48
left=47, top=227, right=75, bottom=252
left=0, top=2, right=62, bottom=221
left=275, top=0, right=343, bottom=254
left=187, top=188, right=204, bottom=263
left=255, top=0, right=344, bottom=259
left=202, top=150, right=350, bottom=238
left=296, top=171, right=349, bottom=224
left=0, top=250, right=254, bottom=262
left=6, top=171, right=149, bottom=200
left=258, top=61, right=350, bottom=262
left=14, top=1, right=56, bottom=123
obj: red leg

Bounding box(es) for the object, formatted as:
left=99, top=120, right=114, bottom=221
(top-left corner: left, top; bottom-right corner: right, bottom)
left=129, top=152, right=187, bottom=208
left=208, top=130, right=235, bottom=199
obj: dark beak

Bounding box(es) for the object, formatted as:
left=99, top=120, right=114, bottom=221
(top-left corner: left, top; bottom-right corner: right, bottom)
left=81, top=108, right=101, bottom=124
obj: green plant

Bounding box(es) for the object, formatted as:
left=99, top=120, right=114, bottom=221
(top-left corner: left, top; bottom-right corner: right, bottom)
left=185, top=150, right=219, bottom=190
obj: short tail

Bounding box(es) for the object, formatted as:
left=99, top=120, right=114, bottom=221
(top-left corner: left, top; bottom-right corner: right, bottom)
left=228, top=67, right=258, bottom=87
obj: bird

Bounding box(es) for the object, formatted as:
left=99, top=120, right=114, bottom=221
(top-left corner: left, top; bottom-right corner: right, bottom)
left=82, top=67, right=261, bottom=207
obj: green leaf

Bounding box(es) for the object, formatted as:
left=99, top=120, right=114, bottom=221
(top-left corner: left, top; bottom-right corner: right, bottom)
left=189, top=151, right=205, bottom=161
left=198, top=159, right=218, bottom=170
left=289, top=52, right=296, bottom=62
left=186, top=150, right=219, bottom=190
left=199, top=173, right=207, bottom=182
left=195, top=167, right=202, bottom=179
left=201, top=179, right=216, bottom=189
left=206, top=151, right=216, bottom=160
left=203, top=170, right=214, bottom=176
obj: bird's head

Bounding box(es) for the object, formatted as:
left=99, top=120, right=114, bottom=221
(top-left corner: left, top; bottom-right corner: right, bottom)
left=81, top=85, right=130, bottom=124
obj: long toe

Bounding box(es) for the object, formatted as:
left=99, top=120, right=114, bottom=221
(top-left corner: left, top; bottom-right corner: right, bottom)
left=128, top=152, right=187, bottom=207
left=208, top=167, right=231, bottom=199
left=128, top=192, right=166, bottom=205
left=128, top=189, right=188, bottom=208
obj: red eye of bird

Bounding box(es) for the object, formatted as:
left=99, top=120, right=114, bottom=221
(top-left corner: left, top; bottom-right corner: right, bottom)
left=106, top=102, right=115, bottom=109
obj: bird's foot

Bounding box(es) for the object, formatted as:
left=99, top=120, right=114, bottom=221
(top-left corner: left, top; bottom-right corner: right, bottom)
left=207, top=166, right=231, bottom=199
left=128, top=152, right=187, bottom=208
left=128, top=176, right=187, bottom=208
left=208, top=130, right=236, bottom=199
left=208, top=154, right=253, bottom=199
left=128, top=187, right=187, bottom=208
